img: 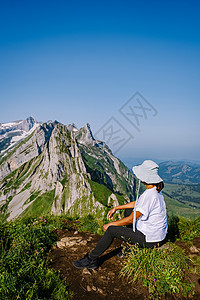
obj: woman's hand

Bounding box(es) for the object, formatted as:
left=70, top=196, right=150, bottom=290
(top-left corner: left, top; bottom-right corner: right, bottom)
left=103, top=223, right=113, bottom=232
left=107, top=207, right=116, bottom=220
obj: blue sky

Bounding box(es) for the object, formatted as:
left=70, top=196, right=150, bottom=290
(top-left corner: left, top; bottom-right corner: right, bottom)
left=0, top=0, right=200, bottom=163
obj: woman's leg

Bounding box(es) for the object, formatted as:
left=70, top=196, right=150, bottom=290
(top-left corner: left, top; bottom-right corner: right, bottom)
left=89, top=225, right=145, bottom=260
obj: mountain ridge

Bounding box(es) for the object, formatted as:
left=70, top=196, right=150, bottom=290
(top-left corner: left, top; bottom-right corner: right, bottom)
left=0, top=118, right=134, bottom=221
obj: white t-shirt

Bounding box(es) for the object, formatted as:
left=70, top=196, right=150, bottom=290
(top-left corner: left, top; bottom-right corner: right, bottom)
left=135, top=186, right=168, bottom=242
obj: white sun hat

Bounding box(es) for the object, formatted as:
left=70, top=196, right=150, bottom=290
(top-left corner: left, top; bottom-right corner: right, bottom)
left=132, top=160, right=163, bottom=184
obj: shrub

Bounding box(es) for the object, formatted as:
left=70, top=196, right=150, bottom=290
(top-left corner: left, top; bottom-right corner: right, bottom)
left=0, top=217, right=73, bottom=299
left=121, top=243, right=194, bottom=299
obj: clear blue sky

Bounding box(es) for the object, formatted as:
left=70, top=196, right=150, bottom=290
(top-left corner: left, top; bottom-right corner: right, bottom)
left=0, top=0, right=200, bottom=163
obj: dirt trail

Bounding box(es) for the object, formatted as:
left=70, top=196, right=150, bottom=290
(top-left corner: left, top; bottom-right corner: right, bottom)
left=49, top=228, right=200, bottom=300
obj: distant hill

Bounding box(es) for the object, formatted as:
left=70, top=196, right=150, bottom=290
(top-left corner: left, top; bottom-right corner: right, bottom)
left=159, top=161, right=200, bottom=184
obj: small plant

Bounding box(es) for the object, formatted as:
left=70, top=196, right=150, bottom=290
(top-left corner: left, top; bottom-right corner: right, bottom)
left=121, top=243, right=195, bottom=299
left=177, top=216, right=200, bottom=241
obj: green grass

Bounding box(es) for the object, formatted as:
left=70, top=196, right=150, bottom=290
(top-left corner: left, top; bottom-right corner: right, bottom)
left=164, top=183, right=200, bottom=205
left=20, top=189, right=56, bottom=218
left=88, top=178, right=112, bottom=205
left=0, top=216, right=73, bottom=299
left=163, top=183, right=200, bottom=219
left=77, top=214, right=100, bottom=233
left=164, top=192, right=200, bottom=219
left=24, top=190, right=41, bottom=205
left=177, top=216, right=200, bottom=241
left=20, top=181, right=32, bottom=193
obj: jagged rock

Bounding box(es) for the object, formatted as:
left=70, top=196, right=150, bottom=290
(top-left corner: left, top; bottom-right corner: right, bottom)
left=75, top=123, right=95, bottom=146
left=56, top=241, right=66, bottom=249
left=189, top=246, right=199, bottom=254
left=59, top=236, right=87, bottom=247
left=55, top=236, right=88, bottom=249
left=66, top=123, right=78, bottom=132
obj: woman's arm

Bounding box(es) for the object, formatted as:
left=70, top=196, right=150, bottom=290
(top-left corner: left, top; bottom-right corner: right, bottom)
left=103, top=211, right=142, bottom=232
left=107, top=201, right=135, bottom=220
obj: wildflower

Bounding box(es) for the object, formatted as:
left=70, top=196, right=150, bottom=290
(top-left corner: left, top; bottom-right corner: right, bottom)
left=41, top=248, right=44, bottom=251
left=34, top=250, right=38, bottom=253
left=153, top=278, right=156, bottom=282
left=150, top=283, right=153, bottom=285
left=34, top=218, right=37, bottom=221
left=26, top=251, right=30, bottom=254
left=44, top=219, right=47, bottom=223
left=39, top=217, right=42, bottom=219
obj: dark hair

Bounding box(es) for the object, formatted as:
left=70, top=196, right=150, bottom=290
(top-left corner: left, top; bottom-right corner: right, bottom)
left=141, top=181, right=164, bottom=193
left=155, top=181, right=164, bottom=193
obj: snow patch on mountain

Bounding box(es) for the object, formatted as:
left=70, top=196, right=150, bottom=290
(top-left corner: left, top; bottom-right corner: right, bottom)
left=0, top=116, right=40, bottom=156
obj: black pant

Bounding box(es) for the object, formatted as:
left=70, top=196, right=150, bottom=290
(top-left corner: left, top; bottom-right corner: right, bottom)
left=89, top=209, right=165, bottom=260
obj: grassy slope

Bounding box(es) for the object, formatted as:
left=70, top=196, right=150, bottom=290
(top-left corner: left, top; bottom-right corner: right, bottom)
left=19, top=189, right=56, bottom=219
left=163, top=183, right=200, bottom=218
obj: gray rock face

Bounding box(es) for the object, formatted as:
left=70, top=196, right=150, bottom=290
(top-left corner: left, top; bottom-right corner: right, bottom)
left=74, top=123, right=95, bottom=145
left=0, top=120, right=134, bottom=221
left=0, top=122, right=55, bottom=180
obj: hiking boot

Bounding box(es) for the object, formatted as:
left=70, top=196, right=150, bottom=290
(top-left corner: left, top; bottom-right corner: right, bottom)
left=72, top=254, right=98, bottom=269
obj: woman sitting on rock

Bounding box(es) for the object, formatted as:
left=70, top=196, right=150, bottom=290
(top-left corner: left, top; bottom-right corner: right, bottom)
left=73, top=160, right=168, bottom=269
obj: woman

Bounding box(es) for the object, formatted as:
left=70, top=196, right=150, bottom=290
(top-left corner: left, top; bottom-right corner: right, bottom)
left=73, top=160, right=168, bottom=269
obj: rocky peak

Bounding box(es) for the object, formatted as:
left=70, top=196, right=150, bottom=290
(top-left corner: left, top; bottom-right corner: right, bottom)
left=20, top=116, right=37, bottom=131
left=75, top=123, right=95, bottom=146
left=66, top=123, right=78, bottom=132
